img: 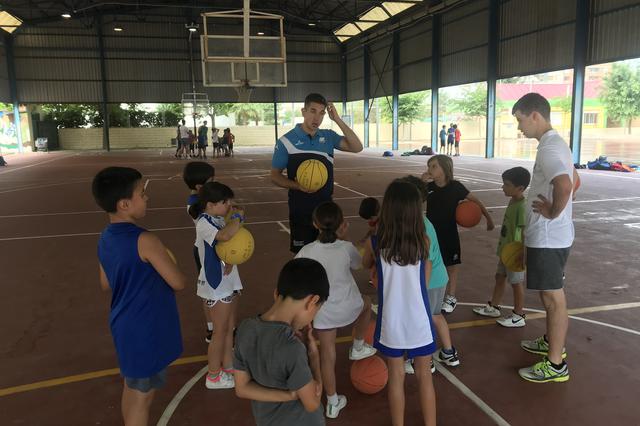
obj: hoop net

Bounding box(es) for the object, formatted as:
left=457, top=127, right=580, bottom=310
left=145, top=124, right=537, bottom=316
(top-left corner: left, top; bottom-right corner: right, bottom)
left=234, top=81, right=254, bottom=103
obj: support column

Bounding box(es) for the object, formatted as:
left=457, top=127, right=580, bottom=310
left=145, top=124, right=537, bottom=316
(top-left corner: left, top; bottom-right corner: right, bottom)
left=570, top=0, right=590, bottom=164
left=273, top=89, right=279, bottom=142
left=485, top=0, right=499, bottom=159
left=363, top=47, right=370, bottom=148
left=392, top=32, right=399, bottom=151
left=430, top=14, right=441, bottom=152
left=97, top=15, right=110, bottom=151
left=4, top=34, right=23, bottom=153
left=341, top=45, right=347, bottom=114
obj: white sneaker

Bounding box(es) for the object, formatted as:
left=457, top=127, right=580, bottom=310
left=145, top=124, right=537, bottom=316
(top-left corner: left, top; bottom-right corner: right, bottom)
left=205, top=371, right=234, bottom=390
left=441, top=295, right=457, bottom=313
left=325, top=395, right=347, bottom=419
left=404, top=359, right=415, bottom=374
left=371, top=304, right=379, bottom=315
left=430, top=360, right=436, bottom=374
left=496, top=311, right=526, bottom=328
left=473, top=303, right=501, bottom=318
left=349, top=342, right=377, bottom=360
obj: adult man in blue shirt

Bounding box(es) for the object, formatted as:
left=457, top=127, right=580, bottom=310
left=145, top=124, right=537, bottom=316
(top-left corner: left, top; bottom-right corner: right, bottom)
left=271, top=93, right=363, bottom=253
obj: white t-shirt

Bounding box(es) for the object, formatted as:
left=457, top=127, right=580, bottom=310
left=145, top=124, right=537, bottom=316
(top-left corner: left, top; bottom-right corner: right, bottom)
left=295, top=240, right=364, bottom=329
left=525, top=130, right=574, bottom=248
left=178, top=124, right=190, bottom=139
left=195, top=214, right=243, bottom=301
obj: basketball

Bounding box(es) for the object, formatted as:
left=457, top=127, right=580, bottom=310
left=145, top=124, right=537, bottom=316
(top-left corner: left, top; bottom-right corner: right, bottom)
left=166, top=248, right=177, bottom=264
left=500, top=241, right=525, bottom=272
left=215, top=227, right=255, bottom=265
left=352, top=319, right=376, bottom=345
left=456, top=201, right=482, bottom=227
left=296, top=159, right=328, bottom=192
left=350, top=355, right=388, bottom=394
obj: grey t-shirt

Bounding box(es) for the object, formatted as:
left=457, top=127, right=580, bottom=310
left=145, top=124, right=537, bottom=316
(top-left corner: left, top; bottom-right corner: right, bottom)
left=233, top=317, right=325, bottom=426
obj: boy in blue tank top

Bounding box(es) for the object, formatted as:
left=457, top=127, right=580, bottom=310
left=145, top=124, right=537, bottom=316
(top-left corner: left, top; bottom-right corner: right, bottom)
left=93, top=167, right=186, bottom=426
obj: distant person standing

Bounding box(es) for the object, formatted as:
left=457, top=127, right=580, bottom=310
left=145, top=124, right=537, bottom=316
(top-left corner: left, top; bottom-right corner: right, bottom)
left=446, top=124, right=455, bottom=156
left=197, top=121, right=209, bottom=159
left=453, top=124, right=461, bottom=157
left=439, top=125, right=447, bottom=153
left=175, top=119, right=190, bottom=159
left=211, top=128, right=221, bottom=158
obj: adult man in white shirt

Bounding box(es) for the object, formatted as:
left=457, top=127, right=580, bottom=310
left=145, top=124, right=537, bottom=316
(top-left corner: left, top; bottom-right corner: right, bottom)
left=511, top=93, right=580, bottom=383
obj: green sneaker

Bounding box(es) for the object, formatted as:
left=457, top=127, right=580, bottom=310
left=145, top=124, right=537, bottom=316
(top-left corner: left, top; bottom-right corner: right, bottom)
left=520, top=336, right=567, bottom=359
left=519, top=357, right=569, bottom=383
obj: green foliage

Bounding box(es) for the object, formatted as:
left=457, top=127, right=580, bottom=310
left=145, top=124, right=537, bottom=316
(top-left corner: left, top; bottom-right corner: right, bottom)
left=600, top=63, right=640, bottom=131
left=155, top=103, right=183, bottom=127
left=0, top=102, right=12, bottom=111
left=41, top=104, right=100, bottom=128
left=555, top=96, right=573, bottom=114
left=381, top=92, right=428, bottom=124
left=451, top=85, right=488, bottom=118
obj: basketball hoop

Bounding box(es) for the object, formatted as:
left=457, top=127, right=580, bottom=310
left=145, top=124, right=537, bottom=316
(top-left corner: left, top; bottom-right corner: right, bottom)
left=234, top=80, right=254, bottom=103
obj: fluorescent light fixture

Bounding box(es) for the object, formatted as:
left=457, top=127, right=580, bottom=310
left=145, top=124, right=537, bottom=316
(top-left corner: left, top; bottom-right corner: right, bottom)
left=308, top=22, right=316, bottom=26
left=257, top=31, right=265, bottom=35
left=61, top=13, right=72, bottom=19
left=188, top=27, right=197, bottom=32
left=113, top=26, right=123, bottom=32
left=0, top=11, right=23, bottom=33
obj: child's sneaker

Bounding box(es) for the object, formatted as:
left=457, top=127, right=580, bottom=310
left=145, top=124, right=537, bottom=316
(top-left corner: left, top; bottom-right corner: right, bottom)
left=497, top=311, right=526, bottom=328
left=205, top=329, right=213, bottom=343
left=205, top=371, right=234, bottom=389
left=435, top=347, right=460, bottom=367
left=520, top=336, right=567, bottom=358
left=430, top=359, right=436, bottom=374
left=404, top=359, right=415, bottom=374
left=441, top=295, right=457, bottom=313
left=349, top=343, right=377, bottom=360
left=518, top=357, right=569, bottom=383
left=473, top=303, right=501, bottom=318
left=325, top=395, right=347, bottom=419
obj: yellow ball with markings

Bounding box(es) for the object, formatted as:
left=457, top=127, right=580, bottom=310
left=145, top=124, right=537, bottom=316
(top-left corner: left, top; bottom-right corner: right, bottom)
left=296, top=159, right=328, bottom=192
left=500, top=241, right=525, bottom=272
left=215, top=227, right=255, bottom=265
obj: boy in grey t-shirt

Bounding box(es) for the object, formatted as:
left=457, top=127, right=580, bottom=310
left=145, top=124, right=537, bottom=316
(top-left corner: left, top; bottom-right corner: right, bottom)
left=234, top=258, right=329, bottom=426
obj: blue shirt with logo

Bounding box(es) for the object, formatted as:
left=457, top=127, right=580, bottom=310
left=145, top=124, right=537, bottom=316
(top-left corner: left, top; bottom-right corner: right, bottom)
left=272, top=124, right=343, bottom=217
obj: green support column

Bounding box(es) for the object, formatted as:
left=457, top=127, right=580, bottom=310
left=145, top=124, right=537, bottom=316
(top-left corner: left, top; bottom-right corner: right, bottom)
left=570, top=0, right=590, bottom=164
left=431, top=14, right=441, bottom=152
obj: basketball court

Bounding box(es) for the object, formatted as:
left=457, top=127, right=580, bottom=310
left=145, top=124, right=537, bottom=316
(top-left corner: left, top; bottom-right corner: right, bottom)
left=1, top=0, right=640, bottom=425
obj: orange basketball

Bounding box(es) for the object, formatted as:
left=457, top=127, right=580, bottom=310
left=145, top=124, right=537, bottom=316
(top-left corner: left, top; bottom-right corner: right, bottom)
left=352, top=319, right=376, bottom=345
left=350, top=355, right=388, bottom=394
left=456, top=201, right=482, bottom=228
left=500, top=241, right=525, bottom=272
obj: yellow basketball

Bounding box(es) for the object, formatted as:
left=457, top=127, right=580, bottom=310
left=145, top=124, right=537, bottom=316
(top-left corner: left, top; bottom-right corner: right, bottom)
left=215, top=227, right=255, bottom=265
left=500, top=241, right=525, bottom=272
left=296, top=159, right=328, bottom=192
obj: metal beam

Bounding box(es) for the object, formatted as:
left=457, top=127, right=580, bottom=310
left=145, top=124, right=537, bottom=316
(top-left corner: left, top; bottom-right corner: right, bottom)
left=570, top=0, right=589, bottom=164
left=97, top=15, right=111, bottom=151
left=363, top=46, right=370, bottom=148
left=430, top=13, right=441, bottom=153
left=392, top=31, right=399, bottom=150
left=4, top=34, right=23, bottom=153
left=341, top=44, right=347, bottom=113
left=485, top=0, right=499, bottom=159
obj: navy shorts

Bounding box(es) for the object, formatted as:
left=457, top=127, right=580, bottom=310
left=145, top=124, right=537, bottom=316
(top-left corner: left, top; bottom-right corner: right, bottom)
left=374, top=341, right=437, bottom=358
left=125, top=369, right=167, bottom=393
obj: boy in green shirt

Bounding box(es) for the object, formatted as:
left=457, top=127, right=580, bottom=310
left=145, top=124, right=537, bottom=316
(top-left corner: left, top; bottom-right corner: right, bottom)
left=473, top=167, right=530, bottom=327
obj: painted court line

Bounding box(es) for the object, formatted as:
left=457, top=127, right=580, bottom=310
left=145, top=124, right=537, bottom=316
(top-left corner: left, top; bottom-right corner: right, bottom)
left=277, top=221, right=291, bottom=234
left=156, top=366, right=208, bottom=426
left=335, top=182, right=369, bottom=197
left=0, top=154, right=75, bottom=176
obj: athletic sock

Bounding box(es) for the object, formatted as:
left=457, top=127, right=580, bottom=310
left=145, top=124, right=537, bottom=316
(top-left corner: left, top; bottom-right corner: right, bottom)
left=442, top=347, right=454, bottom=355
left=353, top=338, right=364, bottom=351
left=207, top=322, right=213, bottom=331
left=327, top=393, right=339, bottom=406
left=549, top=360, right=565, bottom=370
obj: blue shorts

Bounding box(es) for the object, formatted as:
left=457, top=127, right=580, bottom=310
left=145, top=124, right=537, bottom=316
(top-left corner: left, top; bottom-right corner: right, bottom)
left=124, top=369, right=167, bottom=393
left=374, top=340, right=437, bottom=358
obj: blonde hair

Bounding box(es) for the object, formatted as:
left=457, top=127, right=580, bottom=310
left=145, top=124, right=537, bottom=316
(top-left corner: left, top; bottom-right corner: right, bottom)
left=428, top=155, right=454, bottom=183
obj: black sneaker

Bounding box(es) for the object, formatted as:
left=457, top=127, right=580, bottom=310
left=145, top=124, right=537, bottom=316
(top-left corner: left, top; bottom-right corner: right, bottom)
left=205, top=330, right=213, bottom=343
left=435, top=347, right=460, bottom=367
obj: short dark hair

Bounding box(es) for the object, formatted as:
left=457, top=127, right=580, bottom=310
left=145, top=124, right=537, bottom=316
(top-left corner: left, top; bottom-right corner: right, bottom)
left=277, top=258, right=329, bottom=303
left=304, top=93, right=327, bottom=108
left=502, top=166, right=531, bottom=189
left=92, top=167, right=142, bottom=213
left=183, top=161, right=215, bottom=190
left=188, top=181, right=234, bottom=219
left=400, top=175, right=428, bottom=203
left=358, top=197, right=380, bottom=220
left=511, top=93, right=551, bottom=121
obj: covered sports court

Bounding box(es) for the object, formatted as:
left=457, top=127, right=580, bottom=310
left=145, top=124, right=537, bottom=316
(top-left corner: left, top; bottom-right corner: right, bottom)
left=1, top=1, right=639, bottom=425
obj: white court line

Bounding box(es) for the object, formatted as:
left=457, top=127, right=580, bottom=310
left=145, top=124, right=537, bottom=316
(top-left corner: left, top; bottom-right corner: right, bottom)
left=434, top=364, right=511, bottom=426
left=0, top=154, right=76, bottom=175
left=277, top=221, right=291, bottom=234
left=457, top=174, right=503, bottom=185
left=156, top=366, right=208, bottom=426
left=334, top=182, right=369, bottom=197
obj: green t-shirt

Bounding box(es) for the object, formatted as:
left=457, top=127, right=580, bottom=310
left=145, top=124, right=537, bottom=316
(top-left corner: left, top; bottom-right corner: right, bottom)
left=424, top=216, right=449, bottom=289
left=497, top=198, right=526, bottom=256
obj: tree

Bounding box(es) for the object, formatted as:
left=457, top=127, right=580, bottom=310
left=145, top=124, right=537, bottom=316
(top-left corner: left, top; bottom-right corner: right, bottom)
left=381, top=92, right=427, bottom=124
left=233, top=103, right=262, bottom=125
left=451, top=85, right=488, bottom=118
left=600, top=63, right=640, bottom=133
left=41, top=104, right=99, bottom=128
left=155, top=103, right=183, bottom=127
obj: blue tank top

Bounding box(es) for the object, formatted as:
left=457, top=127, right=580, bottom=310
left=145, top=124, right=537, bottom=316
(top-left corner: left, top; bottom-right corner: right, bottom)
left=98, top=222, right=182, bottom=378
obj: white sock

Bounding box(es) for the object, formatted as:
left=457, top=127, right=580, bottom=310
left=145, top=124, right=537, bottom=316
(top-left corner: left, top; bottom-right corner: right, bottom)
left=207, top=322, right=213, bottom=331
left=353, top=338, right=364, bottom=351
left=327, top=393, right=339, bottom=406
